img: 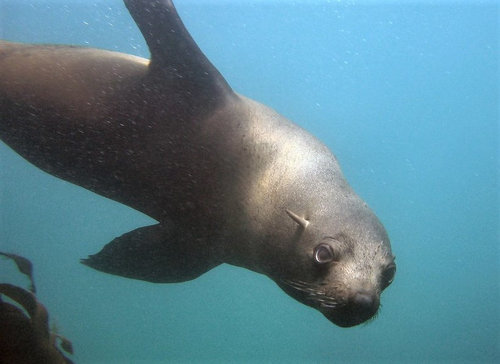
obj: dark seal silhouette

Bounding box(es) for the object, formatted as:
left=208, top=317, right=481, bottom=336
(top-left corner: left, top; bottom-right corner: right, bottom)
left=0, top=0, right=395, bottom=327
left=0, top=252, right=74, bottom=364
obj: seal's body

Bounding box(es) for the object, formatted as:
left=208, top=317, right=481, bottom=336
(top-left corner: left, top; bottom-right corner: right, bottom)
left=0, top=0, right=395, bottom=327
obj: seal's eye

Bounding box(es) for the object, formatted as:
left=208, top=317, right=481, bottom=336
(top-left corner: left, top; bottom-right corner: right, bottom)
left=313, top=243, right=335, bottom=265
left=381, top=263, right=396, bottom=289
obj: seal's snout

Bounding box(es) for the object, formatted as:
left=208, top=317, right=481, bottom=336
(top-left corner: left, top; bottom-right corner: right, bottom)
left=341, top=289, right=380, bottom=327
left=323, top=289, right=380, bottom=328
left=352, top=290, right=378, bottom=314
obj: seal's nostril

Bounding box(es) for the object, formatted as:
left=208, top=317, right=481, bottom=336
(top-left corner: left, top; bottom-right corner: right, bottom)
left=353, top=292, right=374, bottom=310
left=350, top=290, right=379, bottom=317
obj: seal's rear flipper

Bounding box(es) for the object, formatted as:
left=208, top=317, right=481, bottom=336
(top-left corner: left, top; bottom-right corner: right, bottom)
left=81, top=224, right=219, bottom=283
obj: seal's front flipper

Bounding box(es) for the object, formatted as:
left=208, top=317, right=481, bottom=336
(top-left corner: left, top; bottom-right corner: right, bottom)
left=81, top=224, right=219, bottom=283
left=124, top=0, right=234, bottom=112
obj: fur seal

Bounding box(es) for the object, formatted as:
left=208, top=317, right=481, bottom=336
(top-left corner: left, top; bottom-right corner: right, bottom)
left=0, top=252, right=74, bottom=363
left=0, top=0, right=395, bottom=327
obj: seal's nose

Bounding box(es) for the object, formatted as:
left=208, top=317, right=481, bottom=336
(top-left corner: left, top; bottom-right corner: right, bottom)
left=322, top=289, right=380, bottom=327
left=353, top=290, right=376, bottom=311
left=350, top=289, right=379, bottom=319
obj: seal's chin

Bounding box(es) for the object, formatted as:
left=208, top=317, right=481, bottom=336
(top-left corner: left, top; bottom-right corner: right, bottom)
left=322, top=312, right=370, bottom=328
left=320, top=290, right=380, bottom=328
left=321, top=305, right=377, bottom=328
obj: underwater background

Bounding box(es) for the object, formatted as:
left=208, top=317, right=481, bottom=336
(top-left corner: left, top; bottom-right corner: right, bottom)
left=0, top=0, right=498, bottom=363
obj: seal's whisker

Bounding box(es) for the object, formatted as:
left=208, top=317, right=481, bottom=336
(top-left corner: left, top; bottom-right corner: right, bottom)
left=281, top=278, right=339, bottom=308
left=320, top=302, right=337, bottom=308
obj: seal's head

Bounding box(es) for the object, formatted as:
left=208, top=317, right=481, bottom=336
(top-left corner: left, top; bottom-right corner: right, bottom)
left=277, top=204, right=396, bottom=328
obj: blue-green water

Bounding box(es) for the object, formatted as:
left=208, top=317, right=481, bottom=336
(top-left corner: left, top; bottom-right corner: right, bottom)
left=0, top=0, right=498, bottom=363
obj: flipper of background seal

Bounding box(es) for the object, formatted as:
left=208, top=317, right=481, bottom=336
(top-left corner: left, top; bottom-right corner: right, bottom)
left=0, top=0, right=395, bottom=327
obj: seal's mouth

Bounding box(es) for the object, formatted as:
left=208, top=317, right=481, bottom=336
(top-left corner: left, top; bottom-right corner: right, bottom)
left=278, top=279, right=380, bottom=328
left=320, top=295, right=380, bottom=327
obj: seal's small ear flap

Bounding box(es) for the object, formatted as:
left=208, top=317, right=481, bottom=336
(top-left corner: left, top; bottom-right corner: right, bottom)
left=286, top=209, right=310, bottom=229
